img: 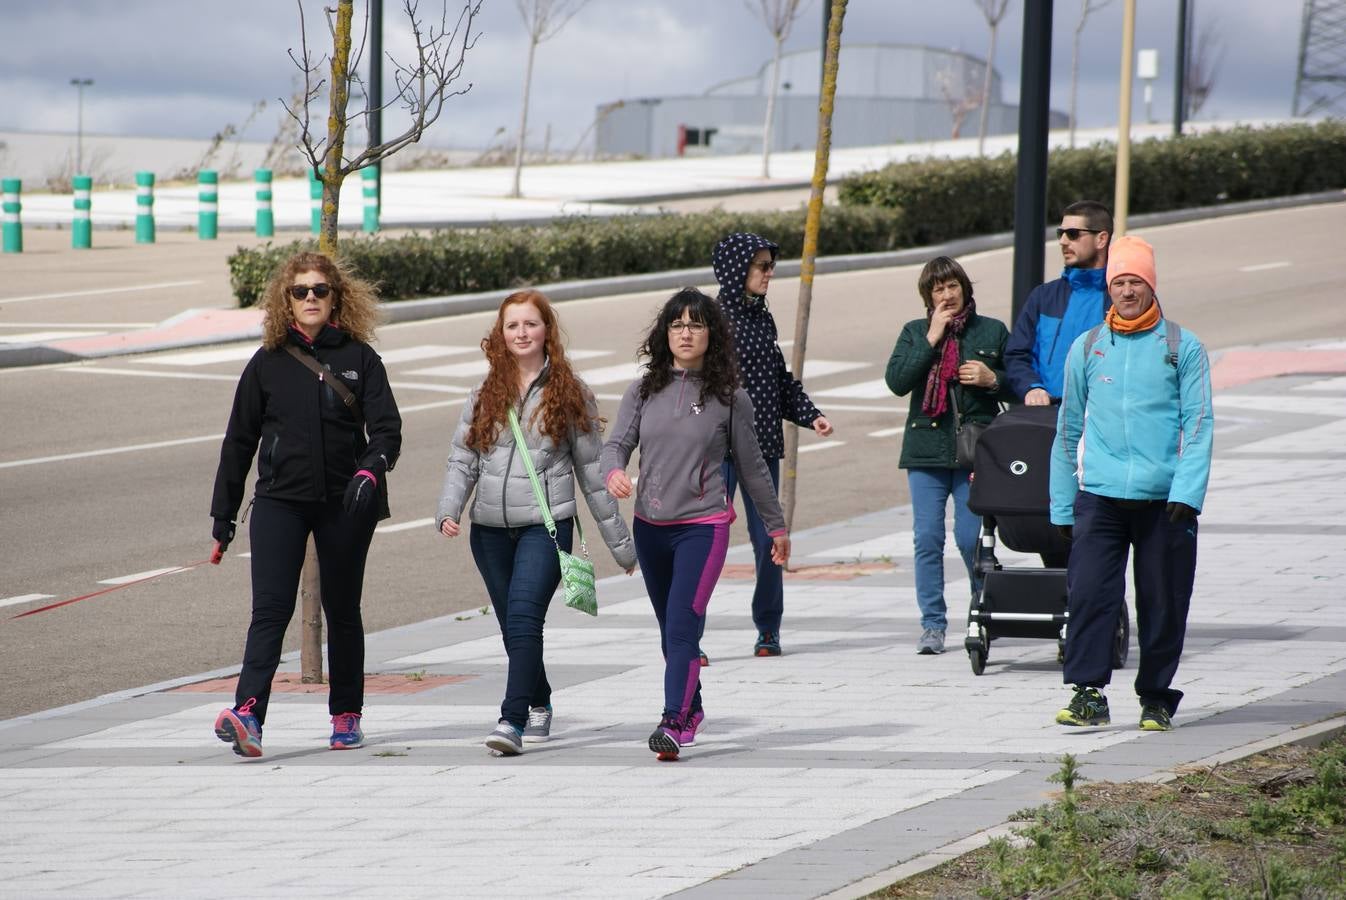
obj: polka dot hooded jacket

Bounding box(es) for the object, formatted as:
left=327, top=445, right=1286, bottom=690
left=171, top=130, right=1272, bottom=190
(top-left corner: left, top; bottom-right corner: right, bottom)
left=713, top=232, right=824, bottom=458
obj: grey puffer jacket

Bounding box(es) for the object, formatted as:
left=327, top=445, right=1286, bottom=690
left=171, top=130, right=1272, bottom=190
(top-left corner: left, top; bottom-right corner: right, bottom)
left=436, top=367, right=636, bottom=570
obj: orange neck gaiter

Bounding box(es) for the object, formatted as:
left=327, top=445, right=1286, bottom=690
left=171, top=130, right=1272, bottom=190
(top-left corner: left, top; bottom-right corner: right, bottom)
left=1106, top=301, right=1161, bottom=335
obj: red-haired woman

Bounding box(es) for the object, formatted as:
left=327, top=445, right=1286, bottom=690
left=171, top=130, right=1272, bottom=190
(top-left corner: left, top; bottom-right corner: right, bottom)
left=211, top=251, right=402, bottom=758
left=437, top=290, right=636, bottom=756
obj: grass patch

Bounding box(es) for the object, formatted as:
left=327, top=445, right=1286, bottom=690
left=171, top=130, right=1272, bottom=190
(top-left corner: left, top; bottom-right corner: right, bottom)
left=869, top=732, right=1346, bottom=899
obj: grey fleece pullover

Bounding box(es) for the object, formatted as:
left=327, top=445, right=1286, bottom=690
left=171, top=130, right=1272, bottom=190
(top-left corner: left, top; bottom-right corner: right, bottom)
left=600, top=368, right=787, bottom=534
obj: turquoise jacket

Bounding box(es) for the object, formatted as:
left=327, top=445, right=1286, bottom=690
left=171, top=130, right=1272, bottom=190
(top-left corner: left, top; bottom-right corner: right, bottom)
left=1049, top=316, right=1214, bottom=524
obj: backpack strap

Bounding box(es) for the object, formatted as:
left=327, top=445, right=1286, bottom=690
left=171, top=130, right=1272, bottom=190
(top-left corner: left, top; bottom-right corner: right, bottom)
left=1164, top=318, right=1181, bottom=368
left=1082, top=323, right=1105, bottom=360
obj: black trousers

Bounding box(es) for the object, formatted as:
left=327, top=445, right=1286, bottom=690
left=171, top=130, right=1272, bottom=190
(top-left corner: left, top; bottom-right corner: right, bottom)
left=234, top=496, right=378, bottom=724
left=1063, top=492, right=1198, bottom=715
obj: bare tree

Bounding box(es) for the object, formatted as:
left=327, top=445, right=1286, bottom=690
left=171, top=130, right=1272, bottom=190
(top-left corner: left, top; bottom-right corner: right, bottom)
left=934, top=65, right=982, bottom=139
left=973, top=0, right=1011, bottom=156
left=1069, top=0, right=1115, bottom=148
left=746, top=0, right=811, bottom=178
left=284, top=0, right=483, bottom=253
left=779, top=0, right=847, bottom=536
left=510, top=0, right=592, bottom=198
left=1185, top=17, right=1224, bottom=119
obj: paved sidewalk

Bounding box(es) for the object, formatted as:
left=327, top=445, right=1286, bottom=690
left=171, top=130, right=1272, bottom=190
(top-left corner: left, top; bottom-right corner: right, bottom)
left=2, top=352, right=1345, bottom=899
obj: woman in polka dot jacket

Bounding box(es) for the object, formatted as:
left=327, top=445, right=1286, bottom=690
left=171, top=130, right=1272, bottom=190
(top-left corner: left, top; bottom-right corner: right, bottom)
left=711, top=232, right=833, bottom=659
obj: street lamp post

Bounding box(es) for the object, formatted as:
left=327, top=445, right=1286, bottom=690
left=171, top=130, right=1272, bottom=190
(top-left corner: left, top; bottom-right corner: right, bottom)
left=70, top=78, right=94, bottom=176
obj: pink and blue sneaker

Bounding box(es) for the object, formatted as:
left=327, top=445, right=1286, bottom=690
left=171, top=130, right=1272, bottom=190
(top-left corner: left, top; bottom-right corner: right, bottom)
left=330, top=712, right=364, bottom=749
left=680, top=710, right=705, bottom=747
left=214, top=699, right=263, bottom=758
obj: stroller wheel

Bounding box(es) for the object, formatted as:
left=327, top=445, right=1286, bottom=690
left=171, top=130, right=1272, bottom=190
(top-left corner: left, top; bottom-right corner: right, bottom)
left=967, top=626, right=989, bottom=675
left=969, top=646, right=988, bottom=676
left=1111, top=606, right=1131, bottom=669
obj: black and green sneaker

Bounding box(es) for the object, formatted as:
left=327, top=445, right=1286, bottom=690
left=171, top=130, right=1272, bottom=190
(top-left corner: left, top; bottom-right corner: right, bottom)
left=1055, top=686, right=1110, bottom=726
left=1139, top=703, right=1172, bottom=731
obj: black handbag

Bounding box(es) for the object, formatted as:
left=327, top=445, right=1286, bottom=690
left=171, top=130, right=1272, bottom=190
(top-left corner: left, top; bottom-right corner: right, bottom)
left=949, top=385, right=988, bottom=470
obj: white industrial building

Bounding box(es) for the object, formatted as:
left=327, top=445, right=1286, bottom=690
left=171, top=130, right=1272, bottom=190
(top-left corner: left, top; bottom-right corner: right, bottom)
left=595, top=43, right=1068, bottom=159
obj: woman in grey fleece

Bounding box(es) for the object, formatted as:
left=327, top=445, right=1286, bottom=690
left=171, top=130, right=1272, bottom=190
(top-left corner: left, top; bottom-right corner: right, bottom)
left=602, top=288, right=790, bottom=761
left=437, top=290, right=636, bottom=757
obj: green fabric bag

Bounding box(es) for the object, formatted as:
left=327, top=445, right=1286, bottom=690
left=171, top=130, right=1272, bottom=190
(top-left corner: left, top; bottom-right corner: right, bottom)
left=508, top=408, right=598, bottom=616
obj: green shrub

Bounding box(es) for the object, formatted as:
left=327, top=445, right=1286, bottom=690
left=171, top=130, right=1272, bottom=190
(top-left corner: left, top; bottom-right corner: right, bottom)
left=227, top=205, right=912, bottom=307
left=839, top=120, right=1346, bottom=225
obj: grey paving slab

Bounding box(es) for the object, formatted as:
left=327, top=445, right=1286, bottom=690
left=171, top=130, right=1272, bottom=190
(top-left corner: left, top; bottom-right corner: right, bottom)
left=2, top=359, right=1346, bottom=898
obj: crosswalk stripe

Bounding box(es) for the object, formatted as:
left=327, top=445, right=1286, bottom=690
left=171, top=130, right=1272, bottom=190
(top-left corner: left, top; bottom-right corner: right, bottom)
left=812, top=379, right=892, bottom=399
left=134, top=346, right=259, bottom=366
left=410, top=349, right=610, bottom=378
left=377, top=344, right=478, bottom=364
left=801, top=359, right=868, bottom=378
left=579, top=362, right=643, bottom=386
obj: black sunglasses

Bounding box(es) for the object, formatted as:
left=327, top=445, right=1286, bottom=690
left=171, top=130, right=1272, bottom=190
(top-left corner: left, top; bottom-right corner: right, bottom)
left=289, top=283, right=332, bottom=300
left=1056, top=227, right=1102, bottom=240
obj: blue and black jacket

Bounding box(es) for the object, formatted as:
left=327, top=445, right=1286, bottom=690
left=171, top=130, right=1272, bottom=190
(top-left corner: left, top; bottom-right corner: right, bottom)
left=1003, top=267, right=1110, bottom=400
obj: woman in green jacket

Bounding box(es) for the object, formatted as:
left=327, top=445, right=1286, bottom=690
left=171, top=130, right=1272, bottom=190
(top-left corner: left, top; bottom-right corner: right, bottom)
left=885, top=256, right=1009, bottom=655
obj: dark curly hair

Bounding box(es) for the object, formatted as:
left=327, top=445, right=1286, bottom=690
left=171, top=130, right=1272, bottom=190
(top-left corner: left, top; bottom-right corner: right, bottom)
left=638, top=288, right=739, bottom=407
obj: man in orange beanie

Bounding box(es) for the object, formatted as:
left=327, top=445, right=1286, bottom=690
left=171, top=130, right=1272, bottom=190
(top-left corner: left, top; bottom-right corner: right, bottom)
left=1049, top=234, right=1214, bottom=732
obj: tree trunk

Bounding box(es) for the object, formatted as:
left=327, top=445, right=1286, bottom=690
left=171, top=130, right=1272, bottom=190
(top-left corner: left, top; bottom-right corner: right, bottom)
left=510, top=37, right=538, bottom=199
left=300, top=538, right=324, bottom=684
left=319, top=0, right=355, bottom=255
left=779, top=0, right=846, bottom=541
left=760, top=35, right=784, bottom=179
left=977, top=22, right=998, bottom=156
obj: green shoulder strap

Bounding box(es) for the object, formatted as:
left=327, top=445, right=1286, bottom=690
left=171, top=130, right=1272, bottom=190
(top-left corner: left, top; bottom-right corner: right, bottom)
left=507, top=407, right=585, bottom=548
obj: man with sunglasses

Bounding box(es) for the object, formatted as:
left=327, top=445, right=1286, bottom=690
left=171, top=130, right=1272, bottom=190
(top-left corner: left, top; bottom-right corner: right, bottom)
left=1004, top=200, right=1114, bottom=409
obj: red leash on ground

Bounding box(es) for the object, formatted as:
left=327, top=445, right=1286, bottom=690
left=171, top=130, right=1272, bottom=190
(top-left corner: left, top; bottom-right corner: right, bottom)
left=12, top=543, right=226, bottom=620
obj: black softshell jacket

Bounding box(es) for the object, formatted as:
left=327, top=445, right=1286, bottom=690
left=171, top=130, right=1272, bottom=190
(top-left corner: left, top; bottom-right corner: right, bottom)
left=211, top=325, right=402, bottom=522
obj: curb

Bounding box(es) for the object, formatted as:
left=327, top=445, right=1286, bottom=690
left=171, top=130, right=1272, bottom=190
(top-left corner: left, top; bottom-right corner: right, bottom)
left=820, top=713, right=1346, bottom=900
left=4, top=189, right=1341, bottom=370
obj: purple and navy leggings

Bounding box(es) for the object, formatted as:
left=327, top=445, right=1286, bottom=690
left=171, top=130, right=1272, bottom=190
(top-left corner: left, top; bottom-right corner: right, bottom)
left=633, top=518, right=729, bottom=722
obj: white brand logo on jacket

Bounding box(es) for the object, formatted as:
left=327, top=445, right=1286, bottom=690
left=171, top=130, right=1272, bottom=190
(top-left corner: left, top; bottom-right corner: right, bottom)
left=342, top=370, right=359, bottom=380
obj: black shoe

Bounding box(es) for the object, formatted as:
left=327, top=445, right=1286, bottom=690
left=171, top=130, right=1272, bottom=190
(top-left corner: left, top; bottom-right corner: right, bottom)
left=754, top=632, right=782, bottom=657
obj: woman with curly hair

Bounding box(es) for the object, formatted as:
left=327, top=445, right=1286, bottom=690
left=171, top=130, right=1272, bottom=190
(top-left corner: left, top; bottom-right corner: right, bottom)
left=437, top=290, right=636, bottom=756
left=210, top=251, right=402, bottom=758
left=601, top=288, right=790, bottom=761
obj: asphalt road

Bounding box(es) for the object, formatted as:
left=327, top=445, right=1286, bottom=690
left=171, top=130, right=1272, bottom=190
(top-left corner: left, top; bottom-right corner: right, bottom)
left=2, top=203, right=1342, bottom=718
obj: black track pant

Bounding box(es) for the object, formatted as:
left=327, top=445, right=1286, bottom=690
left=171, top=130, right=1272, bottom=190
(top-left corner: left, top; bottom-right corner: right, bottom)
left=234, top=496, right=378, bottom=724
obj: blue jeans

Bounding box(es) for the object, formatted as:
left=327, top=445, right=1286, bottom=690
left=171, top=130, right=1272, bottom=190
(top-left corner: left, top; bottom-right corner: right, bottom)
left=907, top=467, right=981, bottom=632
left=721, top=457, right=783, bottom=634
left=469, top=520, right=572, bottom=730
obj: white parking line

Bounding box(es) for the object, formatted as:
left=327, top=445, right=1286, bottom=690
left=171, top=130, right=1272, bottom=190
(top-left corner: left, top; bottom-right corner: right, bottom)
left=0, top=594, right=54, bottom=609
left=1237, top=261, right=1291, bottom=273
left=377, top=517, right=436, bottom=534
left=0, top=280, right=203, bottom=305
left=97, top=567, right=189, bottom=586
left=799, top=440, right=846, bottom=453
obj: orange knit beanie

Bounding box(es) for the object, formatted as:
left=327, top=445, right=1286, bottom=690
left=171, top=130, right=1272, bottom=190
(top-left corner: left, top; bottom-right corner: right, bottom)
left=1106, top=235, right=1157, bottom=294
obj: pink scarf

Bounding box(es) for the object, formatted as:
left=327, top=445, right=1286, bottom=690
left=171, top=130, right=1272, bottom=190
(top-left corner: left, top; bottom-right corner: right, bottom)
left=921, top=304, right=973, bottom=417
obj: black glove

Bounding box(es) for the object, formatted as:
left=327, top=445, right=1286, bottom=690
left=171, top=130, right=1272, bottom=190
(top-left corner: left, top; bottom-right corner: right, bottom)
left=1056, top=524, right=1073, bottom=542
left=212, top=519, right=236, bottom=553
left=343, top=470, right=378, bottom=515
left=1166, top=502, right=1198, bottom=523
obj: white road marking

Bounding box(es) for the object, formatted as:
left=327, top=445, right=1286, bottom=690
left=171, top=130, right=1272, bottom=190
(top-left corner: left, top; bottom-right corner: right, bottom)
left=65, top=367, right=238, bottom=382
left=812, top=379, right=892, bottom=399
left=1292, top=375, right=1346, bottom=392
left=0, top=321, right=156, bottom=329
left=0, top=280, right=203, bottom=305
left=801, top=359, right=868, bottom=378
left=377, top=344, right=478, bottom=364
left=1237, top=261, right=1291, bottom=273
left=868, top=426, right=905, bottom=438
left=0, top=594, right=54, bottom=609
left=578, top=362, right=642, bottom=385
left=799, top=440, right=846, bottom=454
left=409, top=349, right=610, bottom=378
left=0, top=330, right=105, bottom=344
left=133, top=346, right=258, bottom=366
left=97, top=567, right=188, bottom=585
left=376, top=517, right=436, bottom=534
left=388, top=381, right=472, bottom=394
left=0, top=434, right=225, bottom=469
left=811, top=402, right=900, bottom=412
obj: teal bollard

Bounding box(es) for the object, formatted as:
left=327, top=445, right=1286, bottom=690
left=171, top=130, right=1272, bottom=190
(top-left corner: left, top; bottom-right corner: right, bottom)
left=254, top=169, right=274, bottom=238
left=2, top=178, right=20, bottom=253
left=72, top=175, right=92, bottom=249
left=198, top=170, right=218, bottom=240
left=308, top=168, right=322, bottom=235
left=135, top=171, right=155, bottom=244
left=362, top=165, right=379, bottom=233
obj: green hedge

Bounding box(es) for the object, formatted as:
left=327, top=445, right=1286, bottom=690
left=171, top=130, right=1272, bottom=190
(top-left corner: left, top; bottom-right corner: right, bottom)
left=229, top=122, right=1344, bottom=307
left=838, top=121, right=1346, bottom=237
left=228, top=206, right=911, bottom=307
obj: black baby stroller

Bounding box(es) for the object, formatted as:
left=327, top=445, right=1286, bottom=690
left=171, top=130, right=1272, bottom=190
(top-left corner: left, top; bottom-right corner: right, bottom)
left=962, top=404, right=1129, bottom=675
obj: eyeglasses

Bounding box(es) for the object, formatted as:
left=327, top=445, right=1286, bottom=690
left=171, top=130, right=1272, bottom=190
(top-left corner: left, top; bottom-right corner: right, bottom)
left=668, top=320, right=707, bottom=334
left=750, top=260, right=776, bottom=273
left=1056, top=227, right=1102, bottom=240
left=289, top=283, right=332, bottom=300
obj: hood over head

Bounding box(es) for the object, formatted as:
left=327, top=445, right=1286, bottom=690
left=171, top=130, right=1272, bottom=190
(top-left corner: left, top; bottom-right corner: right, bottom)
left=712, top=232, right=779, bottom=304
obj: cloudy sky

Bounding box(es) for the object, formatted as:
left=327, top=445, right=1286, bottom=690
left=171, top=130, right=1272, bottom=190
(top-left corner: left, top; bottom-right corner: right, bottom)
left=0, top=0, right=1306, bottom=153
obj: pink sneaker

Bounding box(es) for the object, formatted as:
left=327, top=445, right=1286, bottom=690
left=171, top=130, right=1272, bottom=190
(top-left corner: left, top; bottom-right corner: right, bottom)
left=214, top=698, right=263, bottom=758
left=680, top=710, right=705, bottom=747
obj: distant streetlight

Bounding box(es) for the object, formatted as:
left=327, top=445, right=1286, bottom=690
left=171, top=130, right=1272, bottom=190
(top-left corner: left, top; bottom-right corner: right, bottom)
left=70, top=78, right=94, bottom=175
